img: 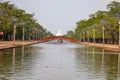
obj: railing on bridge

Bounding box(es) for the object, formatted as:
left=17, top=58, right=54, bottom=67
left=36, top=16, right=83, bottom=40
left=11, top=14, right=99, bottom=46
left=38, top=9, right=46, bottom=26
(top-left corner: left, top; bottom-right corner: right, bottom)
left=39, top=36, right=79, bottom=43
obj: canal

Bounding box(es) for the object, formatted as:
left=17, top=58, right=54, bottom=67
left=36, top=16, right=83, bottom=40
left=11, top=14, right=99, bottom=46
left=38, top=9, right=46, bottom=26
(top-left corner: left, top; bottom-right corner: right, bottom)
left=0, top=41, right=120, bottom=80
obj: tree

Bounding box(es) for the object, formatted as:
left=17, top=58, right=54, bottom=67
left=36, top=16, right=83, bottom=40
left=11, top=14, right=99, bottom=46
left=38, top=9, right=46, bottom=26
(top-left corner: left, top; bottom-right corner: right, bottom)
left=0, top=1, right=51, bottom=41
left=72, top=1, right=120, bottom=44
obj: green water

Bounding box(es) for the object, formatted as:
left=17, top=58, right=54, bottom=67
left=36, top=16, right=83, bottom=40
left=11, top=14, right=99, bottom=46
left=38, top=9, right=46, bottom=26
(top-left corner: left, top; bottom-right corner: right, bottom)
left=0, top=41, right=119, bottom=80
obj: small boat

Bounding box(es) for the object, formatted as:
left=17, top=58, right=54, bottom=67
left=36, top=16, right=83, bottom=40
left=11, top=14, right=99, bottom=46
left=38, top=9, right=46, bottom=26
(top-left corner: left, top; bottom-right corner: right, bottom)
left=57, top=39, right=63, bottom=44
left=56, top=29, right=63, bottom=44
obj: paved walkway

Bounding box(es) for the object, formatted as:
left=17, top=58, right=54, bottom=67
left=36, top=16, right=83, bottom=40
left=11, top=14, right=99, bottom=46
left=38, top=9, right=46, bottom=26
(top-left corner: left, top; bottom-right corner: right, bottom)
left=0, top=41, right=40, bottom=49
left=79, top=42, right=120, bottom=52
left=0, top=41, right=119, bottom=52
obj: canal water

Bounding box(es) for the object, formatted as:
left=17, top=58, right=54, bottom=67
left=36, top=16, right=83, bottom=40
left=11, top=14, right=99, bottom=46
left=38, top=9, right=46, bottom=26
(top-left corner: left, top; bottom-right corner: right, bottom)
left=0, top=41, right=120, bottom=80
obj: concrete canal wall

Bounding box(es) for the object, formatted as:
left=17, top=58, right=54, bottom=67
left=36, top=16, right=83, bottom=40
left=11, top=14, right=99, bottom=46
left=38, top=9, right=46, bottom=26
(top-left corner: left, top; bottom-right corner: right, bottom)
left=79, top=42, right=120, bottom=52
left=0, top=41, right=119, bottom=52
left=0, top=41, right=40, bottom=50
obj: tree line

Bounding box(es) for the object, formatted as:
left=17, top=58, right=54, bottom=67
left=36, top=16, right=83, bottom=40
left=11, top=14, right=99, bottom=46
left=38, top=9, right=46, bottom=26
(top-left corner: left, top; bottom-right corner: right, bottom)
left=66, top=1, right=120, bottom=44
left=0, top=1, right=53, bottom=41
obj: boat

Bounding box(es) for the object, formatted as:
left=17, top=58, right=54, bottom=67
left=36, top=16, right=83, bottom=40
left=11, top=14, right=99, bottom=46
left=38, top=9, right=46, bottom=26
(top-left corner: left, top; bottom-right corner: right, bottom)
left=56, top=29, right=63, bottom=44
left=57, top=39, right=63, bottom=44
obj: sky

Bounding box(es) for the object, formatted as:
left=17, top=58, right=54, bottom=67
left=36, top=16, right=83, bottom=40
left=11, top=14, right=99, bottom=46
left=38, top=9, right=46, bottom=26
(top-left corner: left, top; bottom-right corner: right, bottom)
left=3, top=0, right=120, bottom=34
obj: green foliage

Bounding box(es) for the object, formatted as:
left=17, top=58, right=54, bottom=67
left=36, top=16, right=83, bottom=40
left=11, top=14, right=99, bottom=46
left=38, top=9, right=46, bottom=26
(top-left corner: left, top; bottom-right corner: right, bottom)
left=0, top=1, right=50, bottom=40
left=73, top=1, right=120, bottom=44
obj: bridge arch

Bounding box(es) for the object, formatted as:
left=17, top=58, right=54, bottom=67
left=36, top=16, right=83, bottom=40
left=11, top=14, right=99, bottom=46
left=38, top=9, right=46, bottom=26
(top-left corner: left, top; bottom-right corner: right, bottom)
left=40, top=36, right=79, bottom=43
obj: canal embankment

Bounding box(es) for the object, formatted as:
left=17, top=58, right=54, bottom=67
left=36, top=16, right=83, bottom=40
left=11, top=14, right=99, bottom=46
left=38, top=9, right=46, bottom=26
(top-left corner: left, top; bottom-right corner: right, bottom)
left=79, top=42, right=120, bottom=52
left=0, top=41, right=40, bottom=49
left=0, top=41, right=120, bottom=52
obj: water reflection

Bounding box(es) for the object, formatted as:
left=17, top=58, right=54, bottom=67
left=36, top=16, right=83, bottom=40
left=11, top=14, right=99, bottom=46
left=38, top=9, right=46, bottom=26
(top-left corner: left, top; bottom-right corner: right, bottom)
left=92, top=47, right=95, bottom=62
left=12, top=48, right=15, bottom=73
left=0, top=43, right=119, bottom=80
left=118, top=54, right=120, bottom=80
left=101, top=49, right=105, bottom=80
left=0, top=50, right=3, bottom=61
left=74, top=46, right=119, bottom=80
left=21, top=46, right=24, bottom=67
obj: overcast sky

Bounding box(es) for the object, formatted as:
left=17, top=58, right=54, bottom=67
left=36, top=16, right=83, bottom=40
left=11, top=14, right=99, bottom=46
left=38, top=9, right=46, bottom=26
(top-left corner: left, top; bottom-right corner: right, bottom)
left=6, top=0, right=119, bottom=34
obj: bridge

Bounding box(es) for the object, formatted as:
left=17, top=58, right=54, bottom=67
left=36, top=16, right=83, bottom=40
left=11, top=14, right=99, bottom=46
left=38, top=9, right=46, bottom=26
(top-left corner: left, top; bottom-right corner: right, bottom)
left=39, top=36, right=79, bottom=44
